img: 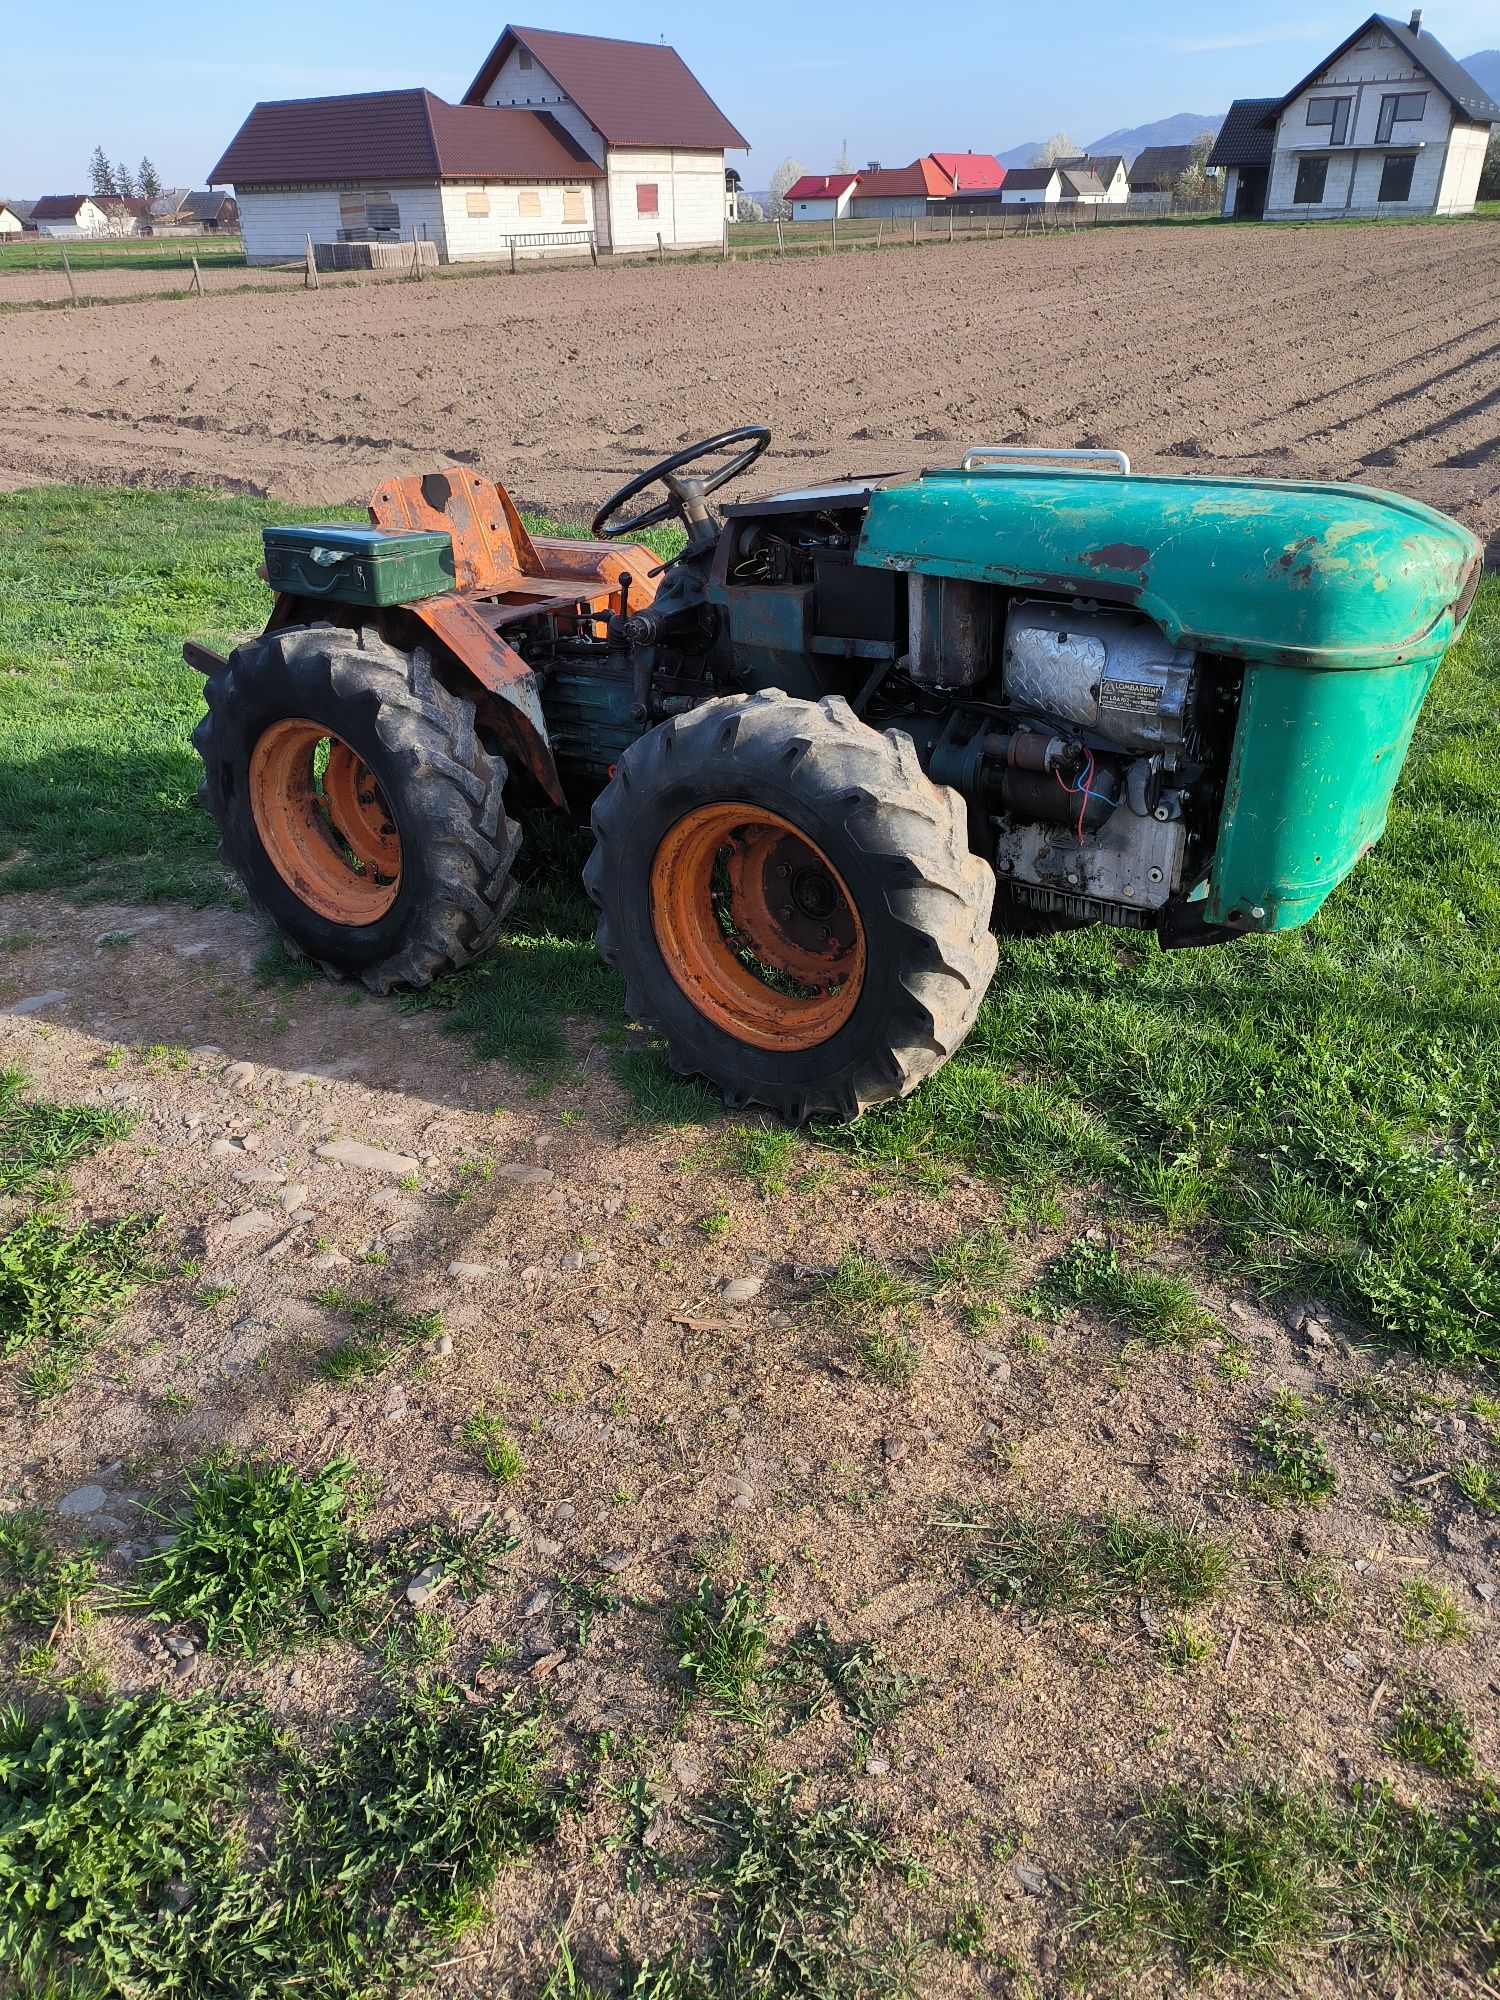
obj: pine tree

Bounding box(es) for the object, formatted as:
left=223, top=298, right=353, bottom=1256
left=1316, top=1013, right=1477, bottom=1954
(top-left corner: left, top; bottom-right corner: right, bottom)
left=114, top=163, right=138, bottom=201
left=88, top=146, right=117, bottom=197
left=137, top=158, right=162, bottom=205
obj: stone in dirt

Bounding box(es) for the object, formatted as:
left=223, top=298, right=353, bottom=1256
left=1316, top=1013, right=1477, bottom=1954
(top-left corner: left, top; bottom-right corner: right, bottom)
left=218, top=1208, right=279, bottom=1244
left=406, top=1562, right=445, bottom=1607
left=447, top=1262, right=491, bottom=1280
left=720, top=1275, right=764, bottom=1303
left=4, top=991, right=70, bottom=1015
left=599, top=1548, right=634, bottom=1573
left=163, top=1633, right=197, bottom=1661
left=209, top=1139, right=239, bottom=1160
left=496, top=1163, right=554, bottom=1187
left=279, top=1184, right=309, bottom=1212
left=222, top=1061, right=257, bottom=1092
left=56, top=1484, right=108, bottom=1517
left=316, top=1139, right=419, bottom=1175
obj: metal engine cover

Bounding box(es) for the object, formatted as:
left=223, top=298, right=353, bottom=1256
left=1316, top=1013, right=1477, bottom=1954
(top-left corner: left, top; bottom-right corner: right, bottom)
left=1002, top=601, right=1197, bottom=754
left=996, top=797, right=1188, bottom=916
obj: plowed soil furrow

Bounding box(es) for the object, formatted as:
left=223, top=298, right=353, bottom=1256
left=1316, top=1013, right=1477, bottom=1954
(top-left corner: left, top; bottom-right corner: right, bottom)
left=2, top=221, right=1497, bottom=556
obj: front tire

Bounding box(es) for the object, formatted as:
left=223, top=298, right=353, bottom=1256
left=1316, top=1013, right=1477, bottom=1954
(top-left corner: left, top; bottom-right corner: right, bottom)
left=584, top=691, right=998, bottom=1121
left=193, top=625, right=520, bottom=993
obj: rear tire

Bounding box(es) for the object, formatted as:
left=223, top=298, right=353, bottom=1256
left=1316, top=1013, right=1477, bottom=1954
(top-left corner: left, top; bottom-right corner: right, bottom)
left=193, top=625, right=520, bottom=993
left=585, top=690, right=998, bottom=1121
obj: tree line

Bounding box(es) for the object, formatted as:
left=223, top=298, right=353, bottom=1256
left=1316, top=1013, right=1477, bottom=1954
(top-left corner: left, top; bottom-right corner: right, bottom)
left=88, top=147, right=164, bottom=205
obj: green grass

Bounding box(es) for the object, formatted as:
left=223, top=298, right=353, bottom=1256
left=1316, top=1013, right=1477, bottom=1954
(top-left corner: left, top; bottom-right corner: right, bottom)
left=1455, top=1456, right=1499, bottom=1513
left=129, top=1455, right=386, bottom=1658
left=0, top=1685, right=559, bottom=1997
left=461, top=1402, right=524, bottom=1486
left=1034, top=1239, right=1217, bottom=1348
left=0, top=1513, right=101, bottom=1635
left=0, top=236, right=247, bottom=272
left=1074, top=1779, right=1500, bottom=1986
left=1247, top=1389, right=1339, bottom=1506
left=777, top=1621, right=922, bottom=1748
left=1397, top=1579, right=1471, bottom=1647
left=310, top=1286, right=444, bottom=1379
left=954, top=1506, right=1235, bottom=1625
left=0, top=1068, right=134, bottom=1199
left=671, top=1575, right=774, bottom=1724
left=0, top=1211, right=155, bottom=1398
left=3, top=483, right=1498, bottom=1362
left=1388, top=1688, right=1476, bottom=1780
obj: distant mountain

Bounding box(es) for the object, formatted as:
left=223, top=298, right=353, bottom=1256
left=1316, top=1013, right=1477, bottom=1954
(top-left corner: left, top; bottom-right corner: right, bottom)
left=1085, top=111, right=1223, bottom=158
left=1459, top=49, right=1500, bottom=105
left=996, top=141, right=1045, bottom=169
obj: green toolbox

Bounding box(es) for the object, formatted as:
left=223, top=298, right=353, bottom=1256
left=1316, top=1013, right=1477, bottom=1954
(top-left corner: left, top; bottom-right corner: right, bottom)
left=261, top=525, right=456, bottom=607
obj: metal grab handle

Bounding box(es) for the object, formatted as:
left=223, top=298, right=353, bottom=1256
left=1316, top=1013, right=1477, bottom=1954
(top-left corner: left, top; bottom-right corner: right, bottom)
left=959, top=444, right=1132, bottom=475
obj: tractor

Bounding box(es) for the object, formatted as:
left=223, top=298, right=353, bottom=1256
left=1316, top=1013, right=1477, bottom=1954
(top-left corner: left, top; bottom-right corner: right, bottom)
left=188, top=430, right=1481, bottom=1121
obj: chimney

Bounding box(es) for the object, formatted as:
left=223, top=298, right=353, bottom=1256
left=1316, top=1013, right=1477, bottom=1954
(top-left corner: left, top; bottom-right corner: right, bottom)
left=1409, top=7, right=1422, bottom=29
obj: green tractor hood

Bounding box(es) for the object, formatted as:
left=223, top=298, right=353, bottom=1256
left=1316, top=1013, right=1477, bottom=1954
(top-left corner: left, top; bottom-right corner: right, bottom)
left=855, top=464, right=1483, bottom=934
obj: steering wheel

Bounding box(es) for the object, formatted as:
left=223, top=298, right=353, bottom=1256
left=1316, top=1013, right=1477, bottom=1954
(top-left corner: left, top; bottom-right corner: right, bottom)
left=591, top=425, right=772, bottom=540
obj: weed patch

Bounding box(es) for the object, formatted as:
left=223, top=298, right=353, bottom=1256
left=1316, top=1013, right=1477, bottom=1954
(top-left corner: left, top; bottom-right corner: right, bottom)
left=1036, top=1239, right=1217, bottom=1347
left=128, top=1455, right=386, bottom=1657
left=0, top=1512, right=100, bottom=1636
left=1073, top=1779, right=1500, bottom=1986
left=461, top=1402, right=524, bottom=1485
left=671, top=1575, right=774, bottom=1724
left=0, top=1211, right=155, bottom=1398
left=1388, top=1688, right=1476, bottom=1779
left=1397, top=1579, right=1470, bottom=1647
left=0, top=1069, right=133, bottom=1199
left=778, top=1621, right=922, bottom=1748
left=954, top=1506, right=1235, bottom=1626
left=1247, top=1389, right=1338, bottom=1506
left=310, top=1286, right=443, bottom=1379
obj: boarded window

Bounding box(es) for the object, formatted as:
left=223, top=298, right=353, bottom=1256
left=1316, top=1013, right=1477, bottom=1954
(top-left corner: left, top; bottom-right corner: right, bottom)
left=517, top=190, right=542, bottom=218
left=1305, top=96, right=1351, bottom=144
left=636, top=182, right=659, bottom=216
left=1293, top=156, right=1329, bottom=204
left=518, top=48, right=532, bottom=68
left=1379, top=152, right=1417, bottom=202
left=562, top=187, right=585, bottom=224
left=465, top=190, right=491, bottom=217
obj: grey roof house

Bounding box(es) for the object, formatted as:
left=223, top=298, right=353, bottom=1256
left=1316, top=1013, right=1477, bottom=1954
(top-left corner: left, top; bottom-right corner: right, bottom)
left=1215, top=12, right=1498, bottom=221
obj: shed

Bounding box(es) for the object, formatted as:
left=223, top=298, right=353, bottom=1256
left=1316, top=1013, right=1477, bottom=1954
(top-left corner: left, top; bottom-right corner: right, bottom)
left=785, top=173, right=859, bottom=221
left=1208, top=97, right=1280, bottom=217
left=1128, top=145, right=1199, bottom=192
left=210, top=88, right=605, bottom=263
left=998, top=165, right=1062, bottom=204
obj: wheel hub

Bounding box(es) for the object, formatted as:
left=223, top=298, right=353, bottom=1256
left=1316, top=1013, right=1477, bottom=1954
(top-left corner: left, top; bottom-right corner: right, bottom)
left=650, top=805, right=865, bottom=1052
left=248, top=718, right=401, bottom=925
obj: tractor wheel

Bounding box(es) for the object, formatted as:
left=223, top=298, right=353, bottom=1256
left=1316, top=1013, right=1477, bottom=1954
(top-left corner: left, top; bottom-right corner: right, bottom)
left=585, top=690, right=998, bottom=1121
left=193, top=625, right=520, bottom=993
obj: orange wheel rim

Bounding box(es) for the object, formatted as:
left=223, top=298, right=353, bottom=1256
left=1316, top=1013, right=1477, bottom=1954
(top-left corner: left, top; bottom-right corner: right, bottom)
left=650, top=804, right=865, bottom=1052
left=248, top=718, right=401, bottom=925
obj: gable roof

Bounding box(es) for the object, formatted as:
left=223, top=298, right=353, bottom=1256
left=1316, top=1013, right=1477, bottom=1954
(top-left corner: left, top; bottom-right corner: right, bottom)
left=1207, top=99, right=1280, bottom=169
left=1269, top=13, right=1500, bottom=125
left=29, top=195, right=102, bottom=220
left=462, top=24, right=747, bottom=149
left=1001, top=165, right=1059, bottom=191
left=209, top=89, right=602, bottom=186
left=928, top=151, right=1006, bottom=190
left=1059, top=166, right=1108, bottom=197
left=187, top=190, right=237, bottom=220
left=785, top=174, right=859, bottom=202
left=5, top=198, right=37, bottom=221
left=1129, top=144, right=1199, bottom=187
left=1056, top=152, right=1126, bottom=180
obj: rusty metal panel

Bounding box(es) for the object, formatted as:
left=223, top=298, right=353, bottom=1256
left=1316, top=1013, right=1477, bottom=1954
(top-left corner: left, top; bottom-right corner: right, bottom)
left=370, top=468, right=544, bottom=593
left=406, top=593, right=567, bottom=807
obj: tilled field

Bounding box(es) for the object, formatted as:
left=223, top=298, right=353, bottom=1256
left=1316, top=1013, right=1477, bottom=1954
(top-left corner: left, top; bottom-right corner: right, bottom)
left=2, top=220, right=1498, bottom=555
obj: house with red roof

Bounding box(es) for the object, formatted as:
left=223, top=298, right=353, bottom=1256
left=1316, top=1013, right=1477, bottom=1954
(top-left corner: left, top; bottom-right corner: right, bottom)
left=210, top=22, right=747, bottom=263
left=785, top=173, right=859, bottom=222
left=847, top=153, right=1006, bottom=217
left=29, top=194, right=135, bottom=237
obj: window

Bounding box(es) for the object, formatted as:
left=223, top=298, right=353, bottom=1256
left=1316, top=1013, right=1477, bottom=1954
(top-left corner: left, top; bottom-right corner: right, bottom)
left=517, top=189, right=542, bottom=218
left=1294, top=156, right=1329, bottom=204
left=1379, top=153, right=1417, bottom=202
left=465, top=190, right=491, bottom=217
left=636, top=182, right=659, bottom=216
left=1376, top=91, right=1427, bottom=142
left=518, top=48, right=532, bottom=69
left=1306, top=96, right=1351, bottom=144
left=562, top=187, right=585, bottom=224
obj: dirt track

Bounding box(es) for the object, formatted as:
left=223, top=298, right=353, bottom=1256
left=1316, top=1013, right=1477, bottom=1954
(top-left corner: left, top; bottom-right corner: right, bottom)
left=3, top=221, right=1498, bottom=556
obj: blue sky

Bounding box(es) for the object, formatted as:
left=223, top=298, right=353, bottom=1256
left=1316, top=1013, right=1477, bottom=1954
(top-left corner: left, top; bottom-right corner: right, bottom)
left=4, top=1, right=1496, bottom=193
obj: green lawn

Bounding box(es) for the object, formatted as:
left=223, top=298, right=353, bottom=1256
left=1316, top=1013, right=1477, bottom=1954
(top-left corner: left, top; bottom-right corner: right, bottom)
left=0, top=484, right=1495, bottom=1368
left=0, top=237, right=246, bottom=272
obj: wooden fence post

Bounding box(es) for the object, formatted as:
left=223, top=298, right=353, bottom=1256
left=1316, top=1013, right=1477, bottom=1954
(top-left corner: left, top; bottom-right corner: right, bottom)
left=657, top=230, right=665, bottom=263
left=830, top=212, right=836, bottom=248
left=509, top=237, right=518, bottom=275
left=877, top=218, right=885, bottom=248
left=589, top=232, right=599, bottom=267
left=304, top=234, right=319, bottom=288
left=775, top=218, right=784, bottom=253
left=60, top=245, right=78, bottom=305
left=948, top=209, right=955, bottom=243
left=190, top=255, right=204, bottom=295
left=410, top=225, right=424, bottom=279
